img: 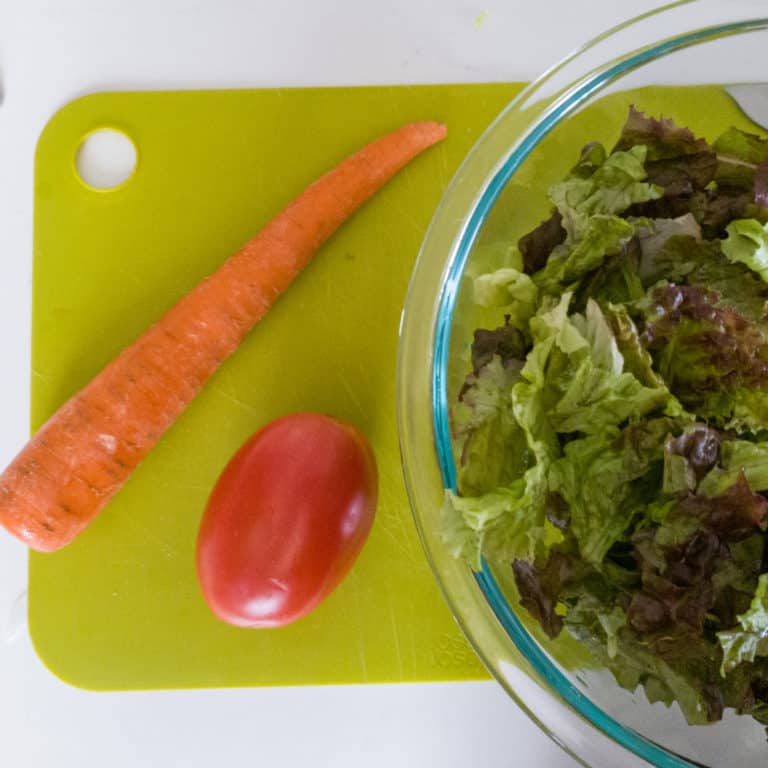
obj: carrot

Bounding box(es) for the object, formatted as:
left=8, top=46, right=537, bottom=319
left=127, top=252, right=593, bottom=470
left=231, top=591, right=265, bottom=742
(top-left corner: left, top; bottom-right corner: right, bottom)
left=0, top=121, right=447, bottom=553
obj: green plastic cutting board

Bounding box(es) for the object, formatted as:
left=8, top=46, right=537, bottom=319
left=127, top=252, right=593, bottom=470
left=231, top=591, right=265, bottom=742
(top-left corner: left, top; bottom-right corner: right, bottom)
left=28, top=83, right=756, bottom=692
left=28, top=83, right=524, bottom=690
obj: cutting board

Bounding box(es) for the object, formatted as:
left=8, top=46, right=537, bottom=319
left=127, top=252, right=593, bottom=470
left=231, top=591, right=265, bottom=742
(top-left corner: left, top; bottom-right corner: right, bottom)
left=28, top=83, right=754, bottom=692
left=28, top=83, right=523, bottom=690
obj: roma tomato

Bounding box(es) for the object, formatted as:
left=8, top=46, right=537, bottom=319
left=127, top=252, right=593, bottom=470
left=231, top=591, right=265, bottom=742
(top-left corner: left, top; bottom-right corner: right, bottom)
left=196, top=412, right=377, bottom=628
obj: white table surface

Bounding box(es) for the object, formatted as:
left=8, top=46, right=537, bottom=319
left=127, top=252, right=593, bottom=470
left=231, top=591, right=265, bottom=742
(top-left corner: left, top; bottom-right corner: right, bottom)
left=0, top=2, right=669, bottom=766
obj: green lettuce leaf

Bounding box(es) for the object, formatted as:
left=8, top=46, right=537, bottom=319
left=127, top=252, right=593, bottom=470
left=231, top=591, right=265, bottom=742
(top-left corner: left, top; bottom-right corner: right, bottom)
left=521, top=292, right=588, bottom=389
left=572, top=238, right=645, bottom=307
left=698, top=439, right=768, bottom=497
left=713, top=126, right=768, bottom=189
left=442, top=485, right=526, bottom=571
left=548, top=145, right=661, bottom=242
left=564, top=593, right=627, bottom=660
left=473, top=267, right=539, bottom=329
left=445, top=343, right=565, bottom=570
left=511, top=380, right=559, bottom=464
left=533, top=216, right=635, bottom=294
left=570, top=141, right=607, bottom=179
left=453, top=357, right=528, bottom=497
left=448, top=291, right=674, bottom=570
left=718, top=574, right=768, bottom=675
left=443, top=458, right=562, bottom=571
left=603, top=303, right=666, bottom=388
left=530, top=145, right=659, bottom=295
left=549, top=419, right=673, bottom=564
left=635, top=215, right=701, bottom=282
left=726, top=388, right=768, bottom=433
left=445, top=451, right=562, bottom=573
left=663, top=453, right=695, bottom=496
left=525, top=295, right=670, bottom=436
left=722, top=218, right=768, bottom=282
left=560, top=216, right=636, bottom=283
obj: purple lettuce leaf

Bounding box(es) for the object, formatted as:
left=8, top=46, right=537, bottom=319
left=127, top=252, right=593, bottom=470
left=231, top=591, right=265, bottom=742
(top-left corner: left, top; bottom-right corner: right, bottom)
left=640, top=283, right=768, bottom=423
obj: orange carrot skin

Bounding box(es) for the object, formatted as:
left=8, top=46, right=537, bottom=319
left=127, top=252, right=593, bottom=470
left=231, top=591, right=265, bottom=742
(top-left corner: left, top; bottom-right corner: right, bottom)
left=0, top=121, right=447, bottom=552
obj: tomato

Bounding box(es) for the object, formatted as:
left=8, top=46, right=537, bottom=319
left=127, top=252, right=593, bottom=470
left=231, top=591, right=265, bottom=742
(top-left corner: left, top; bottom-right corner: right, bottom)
left=196, top=412, right=378, bottom=628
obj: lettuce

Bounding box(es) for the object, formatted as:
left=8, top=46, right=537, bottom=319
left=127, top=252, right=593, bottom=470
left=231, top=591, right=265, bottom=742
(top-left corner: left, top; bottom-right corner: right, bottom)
left=642, top=234, right=768, bottom=322
left=614, top=106, right=717, bottom=199
left=442, top=482, right=545, bottom=571
left=549, top=145, right=661, bottom=242
left=636, top=214, right=702, bottom=280
left=603, top=303, right=666, bottom=388
left=533, top=216, right=635, bottom=294
left=473, top=267, right=539, bottom=329
left=525, top=295, right=670, bottom=436
left=662, top=424, right=721, bottom=496
left=573, top=242, right=645, bottom=306
left=713, top=126, right=768, bottom=190
left=718, top=574, right=768, bottom=675
left=446, top=106, right=768, bottom=728
left=530, top=144, right=660, bottom=294
left=619, top=116, right=768, bottom=238
left=698, top=440, right=768, bottom=497
left=722, top=218, right=768, bottom=283
left=615, top=107, right=712, bottom=164
left=453, top=356, right=527, bottom=497
left=549, top=418, right=672, bottom=565
left=443, top=434, right=562, bottom=570
left=640, top=283, right=768, bottom=425
left=517, top=210, right=566, bottom=274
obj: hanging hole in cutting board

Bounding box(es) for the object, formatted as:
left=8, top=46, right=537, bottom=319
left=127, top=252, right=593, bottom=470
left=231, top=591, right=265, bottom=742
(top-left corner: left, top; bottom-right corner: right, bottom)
left=75, top=128, right=137, bottom=190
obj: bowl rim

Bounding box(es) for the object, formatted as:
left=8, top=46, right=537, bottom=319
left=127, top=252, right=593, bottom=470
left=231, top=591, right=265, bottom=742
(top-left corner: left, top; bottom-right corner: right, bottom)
left=417, top=12, right=768, bottom=768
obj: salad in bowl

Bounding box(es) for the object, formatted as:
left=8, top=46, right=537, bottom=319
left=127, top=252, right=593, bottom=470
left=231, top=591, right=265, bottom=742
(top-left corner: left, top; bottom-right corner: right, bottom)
left=444, top=105, right=768, bottom=729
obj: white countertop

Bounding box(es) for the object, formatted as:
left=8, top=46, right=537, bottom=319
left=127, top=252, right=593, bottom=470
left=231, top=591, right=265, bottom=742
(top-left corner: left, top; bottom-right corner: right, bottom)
left=0, top=2, right=668, bottom=766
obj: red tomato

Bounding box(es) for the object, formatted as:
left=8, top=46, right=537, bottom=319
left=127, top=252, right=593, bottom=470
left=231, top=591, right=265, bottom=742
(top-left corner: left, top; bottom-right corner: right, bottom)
left=196, top=412, right=378, bottom=628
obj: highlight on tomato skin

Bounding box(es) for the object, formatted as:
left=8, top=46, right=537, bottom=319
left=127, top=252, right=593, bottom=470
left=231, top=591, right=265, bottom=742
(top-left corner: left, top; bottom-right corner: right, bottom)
left=195, top=412, right=378, bottom=628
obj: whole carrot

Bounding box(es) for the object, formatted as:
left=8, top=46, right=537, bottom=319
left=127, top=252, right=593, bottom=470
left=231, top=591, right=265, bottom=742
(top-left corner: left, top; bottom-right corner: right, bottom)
left=0, top=121, right=447, bottom=552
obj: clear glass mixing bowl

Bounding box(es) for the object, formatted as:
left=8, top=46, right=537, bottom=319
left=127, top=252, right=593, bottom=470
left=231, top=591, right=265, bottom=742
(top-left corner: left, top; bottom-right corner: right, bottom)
left=397, top=2, right=768, bottom=766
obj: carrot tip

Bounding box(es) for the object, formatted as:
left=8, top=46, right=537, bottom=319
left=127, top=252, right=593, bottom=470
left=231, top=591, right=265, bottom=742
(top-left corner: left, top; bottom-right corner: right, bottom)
left=410, top=121, right=448, bottom=145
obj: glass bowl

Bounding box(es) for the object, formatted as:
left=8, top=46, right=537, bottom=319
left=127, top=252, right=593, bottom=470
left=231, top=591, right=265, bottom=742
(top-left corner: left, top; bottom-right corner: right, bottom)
left=397, top=2, right=768, bottom=766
